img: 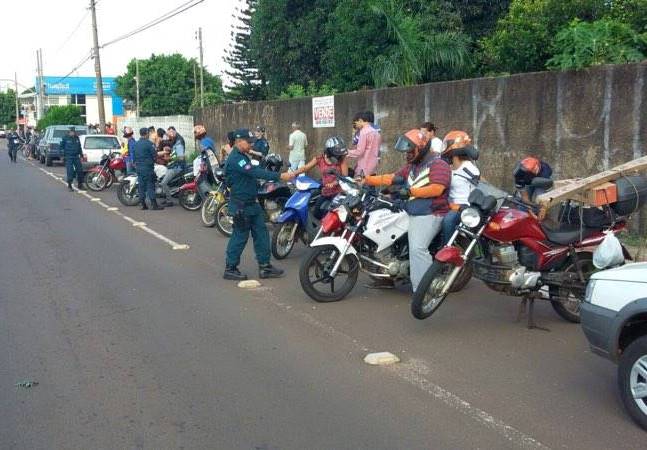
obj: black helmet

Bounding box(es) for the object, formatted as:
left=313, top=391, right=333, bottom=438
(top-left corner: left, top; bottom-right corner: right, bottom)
left=324, top=136, right=347, bottom=162
left=264, top=153, right=283, bottom=172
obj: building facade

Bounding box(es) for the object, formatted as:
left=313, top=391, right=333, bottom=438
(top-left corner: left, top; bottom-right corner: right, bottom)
left=36, top=76, right=124, bottom=125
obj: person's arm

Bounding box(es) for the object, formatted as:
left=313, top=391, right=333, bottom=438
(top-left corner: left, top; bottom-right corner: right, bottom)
left=410, top=161, right=451, bottom=198
left=288, top=133, right=294, bottom=151
left=340, top=158, right=349, bottom=176
left=348, top=129, right=366, bottom=158
left=291, top=157, right=317, bottom=177
left=364, top=173, right=395, bottom=186
left=229, top=157, right=280, bottom=181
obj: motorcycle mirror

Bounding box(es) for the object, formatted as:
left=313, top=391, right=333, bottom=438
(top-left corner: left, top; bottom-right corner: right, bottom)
left=530, top=177, right=553, bottom=189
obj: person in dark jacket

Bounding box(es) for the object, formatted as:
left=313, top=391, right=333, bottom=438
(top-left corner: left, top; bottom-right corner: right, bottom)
left=6, top=129, right=20, bottom=163
left=133, top=127, right=163, bottom=210
left=252, top=126, right=270, bottom=159
left=223, top=128, right=291, bottom=281
left=60, top=127, right=84, bottom=190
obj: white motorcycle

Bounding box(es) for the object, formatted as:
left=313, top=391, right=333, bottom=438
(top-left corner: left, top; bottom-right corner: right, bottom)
left=299, top=177, right=473, bottom=302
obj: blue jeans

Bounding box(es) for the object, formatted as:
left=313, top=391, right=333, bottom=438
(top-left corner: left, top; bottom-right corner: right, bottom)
left=441, top=210, right=461, bottom=245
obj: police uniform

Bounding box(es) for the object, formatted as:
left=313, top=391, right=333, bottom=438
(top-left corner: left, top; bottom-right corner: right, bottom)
left=224, top=129, right=283, bottom=280
left=60, top=128, right=83, bottom=189
left=132, top=128, right=163, bottom=210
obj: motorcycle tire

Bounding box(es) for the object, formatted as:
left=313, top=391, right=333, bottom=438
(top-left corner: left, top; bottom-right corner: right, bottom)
left=299, top=245, right=359, bottom=303
left=201, top=196, right=218, bottom=227
left=271, top=222, right=297, bottom=260
left=179, top=190, right=203, bottom=211
left=549, top=252, right=595, bottom=323
left=410, top=262, right=454, bottom=320
left=85, top=172, right=108, bottom=191
left=215, top=201, right=234, bottom=237
left=117, top=180, right=140, bottom=206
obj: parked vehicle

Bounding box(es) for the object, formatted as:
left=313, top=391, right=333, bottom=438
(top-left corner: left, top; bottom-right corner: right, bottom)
left=117, top=166, right=194, bottom=206
left=84, top=152, right=127, bottom=191
left=80, top=134, right=121, bottom=164
left=410, top=177, right=630, bottom=325
left=38, top=125, right=89, bottom=166
left=271, top=175, right=323, bottom=259
left=581, top=262, right=647, bottom=430
left=0, top=129, right=6, bottom=138
left=201, top=169, right=229, bottom=229
left=298, top=177, right=472, bottom=303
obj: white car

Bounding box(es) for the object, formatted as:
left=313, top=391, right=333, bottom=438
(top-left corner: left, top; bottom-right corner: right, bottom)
left=80, top=134, right=121, bottom=164
left=581, top=262, right=647, bottom=430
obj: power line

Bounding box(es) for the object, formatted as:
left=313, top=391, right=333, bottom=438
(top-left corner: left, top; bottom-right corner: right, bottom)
left=52, top=51, right=93, bottom=84
left=56, top=9, right=90, bottom=53
left=101, top=0, right=206, bottom=49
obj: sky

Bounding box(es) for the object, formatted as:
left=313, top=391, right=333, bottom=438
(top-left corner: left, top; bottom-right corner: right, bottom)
left=0, top=0, right=242, bottom=92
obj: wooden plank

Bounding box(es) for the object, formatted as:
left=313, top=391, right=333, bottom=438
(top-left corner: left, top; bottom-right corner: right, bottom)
left=536, top=155, right=647, bottom=208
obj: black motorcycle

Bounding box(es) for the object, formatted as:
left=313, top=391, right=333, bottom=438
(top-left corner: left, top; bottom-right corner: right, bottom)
left=117, top=165, right=194, bottom=206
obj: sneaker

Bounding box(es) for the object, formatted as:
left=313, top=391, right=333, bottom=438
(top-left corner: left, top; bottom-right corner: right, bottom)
left=224, top=266, right=248, bottom=281
left=259, top=264, right=284, bottom=279
left=364, top=278, right=395, bottom=289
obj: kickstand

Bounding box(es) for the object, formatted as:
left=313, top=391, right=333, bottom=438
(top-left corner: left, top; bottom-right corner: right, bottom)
left=516, top=295, right=549, bottom=331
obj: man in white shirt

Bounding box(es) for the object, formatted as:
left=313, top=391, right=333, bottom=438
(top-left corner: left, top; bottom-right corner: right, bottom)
left=288, top=122, right=308, bottom=171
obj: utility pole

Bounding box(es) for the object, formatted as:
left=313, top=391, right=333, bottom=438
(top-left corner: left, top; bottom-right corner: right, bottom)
left=198, top=27, right=204, bottom=108
left=193, top=63, right=197, bottom=104
left=14, top=72, right=19, bottom=131
left=135, top=59, right=140, bottom=118
left=90, top=0, right=106, bottom=132
left=36, top=49, right=45, bottom=121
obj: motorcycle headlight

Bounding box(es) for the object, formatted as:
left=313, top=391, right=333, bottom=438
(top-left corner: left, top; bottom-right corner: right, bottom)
left=460, top=207, right=481, bottom=228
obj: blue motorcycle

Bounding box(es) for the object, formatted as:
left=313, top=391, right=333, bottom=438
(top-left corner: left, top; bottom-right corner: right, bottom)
left=271, top=175, right=323, bottom=259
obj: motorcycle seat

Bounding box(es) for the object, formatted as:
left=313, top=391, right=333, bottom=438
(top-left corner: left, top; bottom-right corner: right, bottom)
left=540, top=223, right=597, bottom=246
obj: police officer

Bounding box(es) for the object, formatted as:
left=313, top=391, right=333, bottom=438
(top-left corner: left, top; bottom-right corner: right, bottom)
left=133, top=127, right=164, bottom=211
left=6, top=129, right=20, bottom=163
left=252, top=126, right=270, bottom=159
left=224, top=128, right=291, bottom=281
left=60, top=127, right=84, bottom=191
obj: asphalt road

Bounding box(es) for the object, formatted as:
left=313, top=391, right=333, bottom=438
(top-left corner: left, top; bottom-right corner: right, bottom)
left=1, top=144, right=644, bottom=449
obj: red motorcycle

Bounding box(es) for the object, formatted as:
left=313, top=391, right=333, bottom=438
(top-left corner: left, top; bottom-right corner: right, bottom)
left=410, top=178, right=630, bottom=327
left=85, top=152, right=127, bottom=192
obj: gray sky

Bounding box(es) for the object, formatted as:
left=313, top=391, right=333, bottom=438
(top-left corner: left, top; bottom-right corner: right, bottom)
left=0, top=0, right=241, bottom=91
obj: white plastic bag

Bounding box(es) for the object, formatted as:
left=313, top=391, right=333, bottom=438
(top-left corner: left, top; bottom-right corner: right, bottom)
left=593, top=231, right=625, bottom=269
left=154, top=164, right=168, bottom=179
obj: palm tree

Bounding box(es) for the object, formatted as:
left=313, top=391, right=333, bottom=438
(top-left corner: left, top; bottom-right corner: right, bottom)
left=369, top=0, right=471, bottom=87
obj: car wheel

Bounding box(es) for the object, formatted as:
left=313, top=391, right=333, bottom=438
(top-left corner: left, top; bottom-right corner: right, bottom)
left=618, top=335, right=647, bottom=431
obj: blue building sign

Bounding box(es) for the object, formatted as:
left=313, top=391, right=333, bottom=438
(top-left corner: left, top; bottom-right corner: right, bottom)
left=37, top=76, right=124, bottom=115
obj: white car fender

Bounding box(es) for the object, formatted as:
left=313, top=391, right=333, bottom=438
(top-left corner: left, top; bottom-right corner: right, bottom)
left=309, top=236, right=358, bottom=257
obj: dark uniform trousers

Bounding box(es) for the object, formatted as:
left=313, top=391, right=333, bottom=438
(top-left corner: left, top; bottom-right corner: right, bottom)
left=66, top=156, right=84, bottom=186
left=136, top=167, right=156, bottom=203
left=225, top=202, right=271, bottom=267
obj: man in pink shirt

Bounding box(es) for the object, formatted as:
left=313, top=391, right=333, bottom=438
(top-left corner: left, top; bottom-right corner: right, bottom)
left=348, top=111, right=381, bottom=176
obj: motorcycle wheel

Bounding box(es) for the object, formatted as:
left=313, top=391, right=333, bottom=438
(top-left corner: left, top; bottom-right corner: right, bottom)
left=117, top=180, right=140, bottom=206
left=85, top=172, right=108, bottom=191
left=410, top=262, right=453, bottom=320
left=271, top=222, right=297, bottom=259
left=201, top=196, right=218, bottom=227
left=215, top=202, right=233, bottom=237
left=179, top=190, right=203, bottom=211
left=299, top=245, right=359, bottom=303
left=549, top=252, right=595, bottom=323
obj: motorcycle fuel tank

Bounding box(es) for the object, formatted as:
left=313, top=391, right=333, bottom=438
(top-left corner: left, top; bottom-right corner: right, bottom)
left=363, top=208, right=409, bottom=253
left=484, top=208, right=546, bottom=243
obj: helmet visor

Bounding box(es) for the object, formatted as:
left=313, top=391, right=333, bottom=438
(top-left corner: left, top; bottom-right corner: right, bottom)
left=394, top=135, right=416, bottom=153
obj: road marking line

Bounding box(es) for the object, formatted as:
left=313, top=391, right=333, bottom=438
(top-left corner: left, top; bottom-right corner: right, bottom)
left=28, top=160, right=192, bottom=251
left=250, top=287, right=549, bottom=450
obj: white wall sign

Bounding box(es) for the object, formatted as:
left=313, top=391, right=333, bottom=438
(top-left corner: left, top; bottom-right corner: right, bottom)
left=312, top=95, right=335, bottom=128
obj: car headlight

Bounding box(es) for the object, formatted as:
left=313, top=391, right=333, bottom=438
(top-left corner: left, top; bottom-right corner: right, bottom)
left=460, top=207, right=481, bottom=228
left=584, top=280, right=596, bottom=303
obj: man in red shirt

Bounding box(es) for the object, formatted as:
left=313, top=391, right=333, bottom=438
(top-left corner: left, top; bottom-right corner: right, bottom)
left=362, top=129, right=451, bottom=291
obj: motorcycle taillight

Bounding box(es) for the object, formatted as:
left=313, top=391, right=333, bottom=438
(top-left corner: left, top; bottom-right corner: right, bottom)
left=321, top=211, right=342, bottom=234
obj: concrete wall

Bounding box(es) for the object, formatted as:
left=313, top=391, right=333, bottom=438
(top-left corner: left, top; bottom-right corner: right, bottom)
left=117, top=115, right=196, bottom=154
left=195, top=62, right=647, bottom=231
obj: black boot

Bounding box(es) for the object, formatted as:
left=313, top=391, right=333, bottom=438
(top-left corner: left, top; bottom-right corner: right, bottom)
left=150, top=199, right=164, bottom=210
left=68, top=182, right=74, bottom=192
left=259, top=263, right=284, bottom=279
left=140, top=199, right=149, bottom=210
left=223, top=266, right=248, bottom=281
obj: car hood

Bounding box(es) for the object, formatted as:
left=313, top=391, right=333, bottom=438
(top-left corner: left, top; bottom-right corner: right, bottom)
left=591, top=262, right=647, bottom=283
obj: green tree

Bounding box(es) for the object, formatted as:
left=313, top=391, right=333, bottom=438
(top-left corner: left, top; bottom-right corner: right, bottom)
left=547, top=18, right=647, bottom=70
left=0, top=89, right=17, bottom=127
left=37, top=105, right=84, bottom=130
left=115, top=54, right=224, bottom=116
left=277, top=81, right=336, bottom=99
left=452, top=0, right=512, bottom=41
left=189, top=91, right=226, bottom=112
left=607, top=0, right=647, bottom=33
left=251, top=0, right=337, bottom=98
left=481, top=0, right=606, bottom=74
left=224, top=0, right=266, bottom=101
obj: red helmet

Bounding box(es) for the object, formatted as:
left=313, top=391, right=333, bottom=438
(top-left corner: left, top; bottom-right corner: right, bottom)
left=394, top=129, right=431, bottom=164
